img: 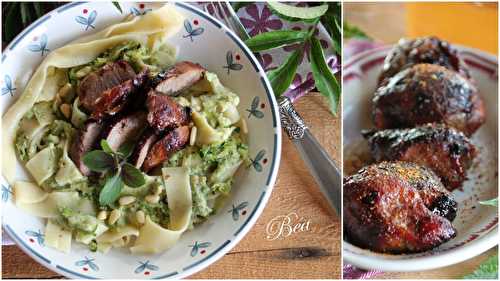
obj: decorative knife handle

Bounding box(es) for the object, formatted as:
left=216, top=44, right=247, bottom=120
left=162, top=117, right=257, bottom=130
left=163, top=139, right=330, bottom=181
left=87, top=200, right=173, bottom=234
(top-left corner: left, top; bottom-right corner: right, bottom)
left=278, top=96, right=342, bottom=216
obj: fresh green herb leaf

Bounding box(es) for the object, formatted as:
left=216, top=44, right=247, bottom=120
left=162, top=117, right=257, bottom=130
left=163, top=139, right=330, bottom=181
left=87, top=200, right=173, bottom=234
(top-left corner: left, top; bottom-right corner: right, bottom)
left=121, top=163, right=145, bottom=187
left=245, top=30, right=309, bottom=52
left=463, top=255, right=498, bottom=279
left=309, top=37, right=340, bottom=115
left=268, top=2, right=328, bottom=22
left=344, top=21, right=370, bottom=40
left=231, top=2, right=252, bottom=12
left=100, top=139, right=114, bottom=154
left=20, top=3, right=31, bottom=26
left=479, top=198, right=498, bottom=207
left=33, top=3, right=43, bottom=18
left=112, top=2, right=123, bottom=14
left=82, top=150, right=115, bottom=172
left=117, top=142, right=135, bottom=159
left=4, top=3, right=21, bottom=43
left=99, top=173, right=123, bottom=206
left=267, top=48, right=303, bottom=97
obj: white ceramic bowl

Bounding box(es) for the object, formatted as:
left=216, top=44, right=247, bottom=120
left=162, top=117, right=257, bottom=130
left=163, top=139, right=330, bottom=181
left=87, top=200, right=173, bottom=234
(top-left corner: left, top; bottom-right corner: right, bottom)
left=1, top=2, right=281, bottom=279
left=343, top=45, right=498, bottom=271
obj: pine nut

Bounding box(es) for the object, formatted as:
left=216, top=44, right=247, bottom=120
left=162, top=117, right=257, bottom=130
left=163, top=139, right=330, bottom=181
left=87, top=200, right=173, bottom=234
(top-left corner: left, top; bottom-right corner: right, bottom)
left=145, top=194, right=160, bottom=204
left=136, top=210, right=145, bottom=224
left=97, top=210, right=108, bottom=221
left=153, top=185, right=163, bottom=195
left=108, top=209, right=121, bottom=225
left=241, top=119, right=248, bottom=134
left=190, top=126, right=197, bottom=146
left=119, top=196, right=136, bottom=206
left=58, top=83, right=73, bottom=98
left=60, top=103, right=71, bottom=119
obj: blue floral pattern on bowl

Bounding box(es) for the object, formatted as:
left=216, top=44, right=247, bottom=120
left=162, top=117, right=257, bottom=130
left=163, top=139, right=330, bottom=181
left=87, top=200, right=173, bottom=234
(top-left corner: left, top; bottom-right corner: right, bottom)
left=1, top=183, right=12, bottom=202
left=223, top=51, right=243, bottom=74
left=247, top=96, right=265, bottom=119
left=250, top=150, right=267, bottom=172
left=75, top=9, right=97, bottom=30
left=135, top=260, right=159, bottom=276
left=183, top=19, right=204, bottom=42
left=1, top=75, right=16, bottom=97
left=228, top=202, right=249, bottom=221
left=27, top=34, right=50, bottom=56
left=189, top=241, right=212, bottom=257
left=25, top=229, right=44, bottom=246
left=75, top=256, right=99, bottom=272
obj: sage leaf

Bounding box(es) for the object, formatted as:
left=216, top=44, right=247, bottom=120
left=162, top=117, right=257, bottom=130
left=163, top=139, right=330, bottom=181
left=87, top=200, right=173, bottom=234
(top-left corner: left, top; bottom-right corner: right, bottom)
left=463, top=255, right=498, bottom=279
left=99, top=173, right=123, bottom=206
left=118, top=142, right=135, bottom=159
left=82, top=150, right=115, bottom=172
left=121, top=163, right=145, bottom=187
left=479, top=198, right=498, bottom=207
left=310, top=37, right=340, bottom=115
left=267, top=48, right=302, bottom=97
left=268, top=2, right=328, bottom=22
left=100, top=139, right=114, bottom=154
left=245, top=30, right=308, bottom=52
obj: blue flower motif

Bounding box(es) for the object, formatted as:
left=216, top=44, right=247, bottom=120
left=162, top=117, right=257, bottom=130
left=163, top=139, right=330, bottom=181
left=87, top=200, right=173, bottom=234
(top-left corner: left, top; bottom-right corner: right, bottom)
left=75, top=256, right=99, bottom=272
left=189, top=241, right=211, bottom=257
left=75, top=10, right=97, bottom=30
left=1, top=75, right=16, bottom=97
left=223, top=51, right=243, bottom=74
left=182, top=19, right=204, bottom=42
left=27, top=34, right=49, bottom=56
left=134, top=260, right=159, bottom=274
left=250, top=150, right=266, bottom=172
left=1, top=183, right=12, bottom=202
left=246, top=96, right=264, bottom=119
left=228, top=201, right=249, bottom=221
left=130, top=6, right=152, bottom=16
left=25, top=229, right=44, bottom=246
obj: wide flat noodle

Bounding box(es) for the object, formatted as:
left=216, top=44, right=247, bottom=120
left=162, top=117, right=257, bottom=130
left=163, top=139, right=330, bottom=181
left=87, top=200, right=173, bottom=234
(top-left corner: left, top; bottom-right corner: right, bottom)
left=2, top=4, right=184, bottom=184
left=45, top=219, right=72, bottom=253
left=130, top=167, right=192, bottom=254
left=13, top=181, right=48, bottom=204
left=15, top=190, right=93, bottom=218
left=96, top=225, right=139, bottom=243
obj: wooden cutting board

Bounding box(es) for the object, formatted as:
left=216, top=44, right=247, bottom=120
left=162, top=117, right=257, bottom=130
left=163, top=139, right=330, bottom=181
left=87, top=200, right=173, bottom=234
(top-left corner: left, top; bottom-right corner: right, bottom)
left=2, top=92, right=342, bottom=279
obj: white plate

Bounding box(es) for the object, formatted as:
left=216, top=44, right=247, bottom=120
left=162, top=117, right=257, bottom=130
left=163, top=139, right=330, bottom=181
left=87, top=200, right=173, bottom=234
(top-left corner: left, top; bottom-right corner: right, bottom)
left=342, top=45, right=498, bottom=272
left=1, top=2, right=281, bottom=279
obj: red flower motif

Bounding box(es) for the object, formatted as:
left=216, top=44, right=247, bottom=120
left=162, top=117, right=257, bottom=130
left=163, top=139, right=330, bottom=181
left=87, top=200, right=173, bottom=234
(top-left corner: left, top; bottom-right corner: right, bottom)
left=240, top=5, right=283, bottom=36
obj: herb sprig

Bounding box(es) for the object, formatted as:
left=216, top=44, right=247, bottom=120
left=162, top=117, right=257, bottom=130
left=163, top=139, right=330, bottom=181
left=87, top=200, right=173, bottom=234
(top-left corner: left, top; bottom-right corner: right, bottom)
left=242, top=2, right=341, bottom=115
left=83, top=140, right=145, bottom=206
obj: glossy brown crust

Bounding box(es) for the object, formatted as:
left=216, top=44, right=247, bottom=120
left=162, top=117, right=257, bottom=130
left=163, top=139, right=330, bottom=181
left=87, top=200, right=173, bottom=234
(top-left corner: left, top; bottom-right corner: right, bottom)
left=90, top=69, right=148, bottom=120
left=142, top=126, right=190, bottom=172
left=378, top=36, right=471, bottom=84
left=146, top=91, right=190, bottom=132
left=78, top=61, right=136, bottom=112
left=154, top=61, right=206, bottom=96
left=343, top=161, right=457, bottom=254
left=131, top=129, right=158, bottom=168
left=102, top=112, right=147, bottom=151
left=372, top=64, right=485, bottom=136
left=363, top=124, right=477, bottom=191
left=69, top=121, right=104, bottom=176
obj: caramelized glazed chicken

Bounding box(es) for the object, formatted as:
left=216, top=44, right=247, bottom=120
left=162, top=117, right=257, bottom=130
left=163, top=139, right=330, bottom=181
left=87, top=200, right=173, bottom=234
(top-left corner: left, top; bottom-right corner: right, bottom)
left=363, top=124, right=477, bottom=191
left=146, top=91, right=191, bottom=132
left=344, top=161, right=457, bottom=254
left=373, top=64, right=485, bottom=136
left=142, top=126, right=190, bottom=172
left=378, top=36, right=471, bottom=84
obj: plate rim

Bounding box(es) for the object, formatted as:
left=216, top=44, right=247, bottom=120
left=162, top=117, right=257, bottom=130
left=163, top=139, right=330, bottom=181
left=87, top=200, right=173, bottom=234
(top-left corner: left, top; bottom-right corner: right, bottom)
left=342, top=45, right=499, bottom=272
left=1, top=2, right=282, bottom=279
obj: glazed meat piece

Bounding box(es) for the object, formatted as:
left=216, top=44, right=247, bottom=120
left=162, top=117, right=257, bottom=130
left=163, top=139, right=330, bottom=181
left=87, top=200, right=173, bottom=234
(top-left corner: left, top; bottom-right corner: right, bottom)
left=90, top=69, right=148, bottom=120
left=154, top=61, right=206, bottom=96
left=70, top=121, right=104, bottom=176
left=142, top=126, right=190, bottom=172
left=379, top=36, right=470, bottom=84
left=78, top=61, right=137, bottom=113
left=344, top=161, right=457, bottom=254
left=102, top=112, right=147, bottom=151
left=131, top=129, right=158, bottom=168
left=363, top=124, right=477, bottom=191
left=146, top=91, right=191, bottom=132
left=373, top=64, right=485, bottom=136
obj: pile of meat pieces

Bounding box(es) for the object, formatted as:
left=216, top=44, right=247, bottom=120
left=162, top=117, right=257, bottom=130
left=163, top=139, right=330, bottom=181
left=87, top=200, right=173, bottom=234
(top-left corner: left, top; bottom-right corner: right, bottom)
left=344, top=37, right=486, bottom=254
left=70, top=61, right=206, bottom=176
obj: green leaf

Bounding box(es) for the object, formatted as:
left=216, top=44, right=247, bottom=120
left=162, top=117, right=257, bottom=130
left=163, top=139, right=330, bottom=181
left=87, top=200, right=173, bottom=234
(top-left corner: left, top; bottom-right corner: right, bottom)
left=309, top=37, right=340, bottom=115
left=100, top=139, right=114, bottom=154
left=20, top=3, right=30, bottom=26
left=121, top=163, right=145, bottom=187
left=112, top=2, right=123, bottom=14
left=267, top=48, right=302, bottom=97
left=117, top=142, right=135, bottom=159
left=463, top=255, right=498, bottom=279
left=4, top=3, right=21, bottom=43
left=245, top=30, right=308, bottom=52
left=268, top=2, right=328, bottom=22
left=82, top=150, right=115, bottom=172
left=344, top=21, right=370, bottom=40
left=33, top=3, right=43, bottom=18
left=231, top=2, right=252, bottom=12
left=99, top=173, right=124, bottom=206
left=479, top=198, right=498, bottom=207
